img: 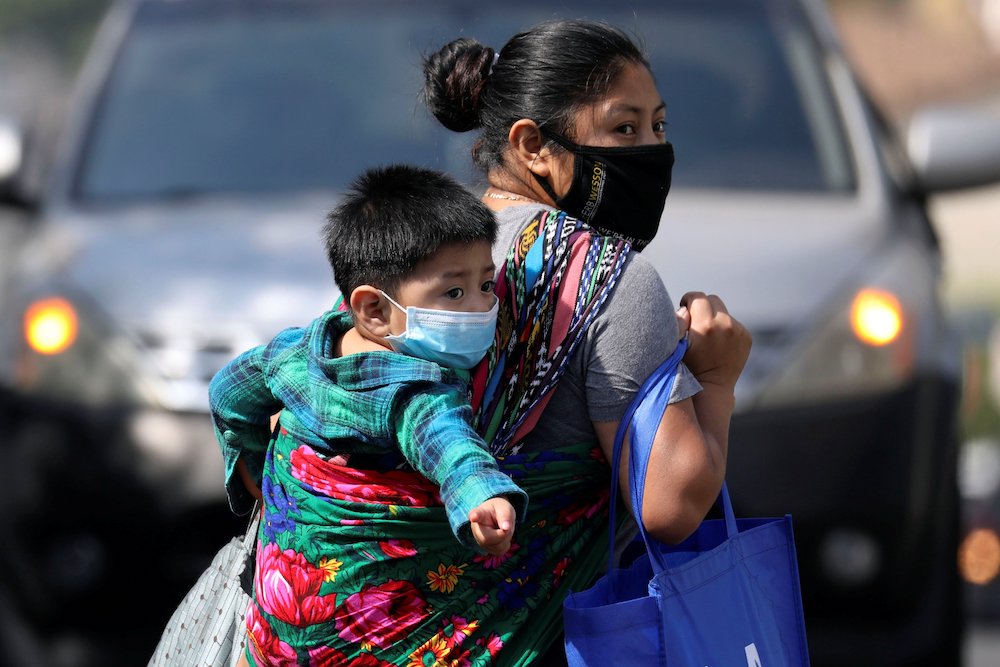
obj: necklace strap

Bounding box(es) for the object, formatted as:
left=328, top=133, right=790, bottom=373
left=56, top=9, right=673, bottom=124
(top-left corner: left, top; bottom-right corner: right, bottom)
left=485, top=189, right=533, bottom=202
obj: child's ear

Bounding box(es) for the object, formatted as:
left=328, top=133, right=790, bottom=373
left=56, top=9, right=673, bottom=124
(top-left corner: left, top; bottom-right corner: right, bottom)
left=350, top=286, right=392, bottom=337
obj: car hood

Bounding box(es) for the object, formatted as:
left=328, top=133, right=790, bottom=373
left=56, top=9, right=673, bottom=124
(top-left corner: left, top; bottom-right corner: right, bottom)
left=34, top=193, right=341, bottom=345
left=643, top=190, right=888, bottom=331
left=34, top=190, right=887, bottom=343
left=24, top=188, right=890, bottom=412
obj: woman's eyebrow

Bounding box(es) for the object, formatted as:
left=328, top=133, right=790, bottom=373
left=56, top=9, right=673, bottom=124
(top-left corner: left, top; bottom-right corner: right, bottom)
left=607, top=100, right=667, bottom=115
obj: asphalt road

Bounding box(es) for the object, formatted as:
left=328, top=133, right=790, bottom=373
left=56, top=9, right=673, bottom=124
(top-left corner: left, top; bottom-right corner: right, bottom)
left=967, top=621, right=1000, bottom=666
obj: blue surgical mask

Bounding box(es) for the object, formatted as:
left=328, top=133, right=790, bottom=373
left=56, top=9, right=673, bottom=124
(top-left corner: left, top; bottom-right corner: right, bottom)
left=380, top=291, right=498, bottom=369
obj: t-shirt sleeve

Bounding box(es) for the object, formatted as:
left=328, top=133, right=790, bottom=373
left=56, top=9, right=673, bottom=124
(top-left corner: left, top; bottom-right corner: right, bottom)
left=583, top=251, right=702, bottom=423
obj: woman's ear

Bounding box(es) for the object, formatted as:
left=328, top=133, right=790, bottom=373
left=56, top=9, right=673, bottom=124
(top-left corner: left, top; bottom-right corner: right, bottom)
left=508, top=119, right=551, bottom=178
left=350, top=286, right=392, bottom=337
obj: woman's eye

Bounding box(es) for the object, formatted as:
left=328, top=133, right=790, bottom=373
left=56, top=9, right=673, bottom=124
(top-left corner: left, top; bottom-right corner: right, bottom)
left=654, top=119, right=667, bottom=134
left=446, top=287, right=464, bottom=299
left=481, top=280, right=495, bottom=293
left=617, top=124, right=636, bottom=136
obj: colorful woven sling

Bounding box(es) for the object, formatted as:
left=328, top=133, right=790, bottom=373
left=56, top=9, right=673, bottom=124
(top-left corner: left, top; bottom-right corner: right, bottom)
left=245, top=210, right=632, bottom=666
left=470, top=210, right=631, bottom=455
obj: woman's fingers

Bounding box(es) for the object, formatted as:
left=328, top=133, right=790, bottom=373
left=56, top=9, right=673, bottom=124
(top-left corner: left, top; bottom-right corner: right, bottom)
left=676, top=306, right=691, bottom=342
left=678, top=291, right=751, bottom=386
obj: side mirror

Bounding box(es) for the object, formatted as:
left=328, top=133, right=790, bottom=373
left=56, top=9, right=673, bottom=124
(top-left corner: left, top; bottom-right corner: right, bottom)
left=0, top=117, right=23, bottom=185
left=904, top=100, right=1000, bottom=193
left=0, top=117, right=38, bottom=211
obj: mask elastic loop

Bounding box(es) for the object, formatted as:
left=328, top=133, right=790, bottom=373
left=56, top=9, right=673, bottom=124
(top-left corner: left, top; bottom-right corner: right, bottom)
left=379, top=290, right=406, bottom=314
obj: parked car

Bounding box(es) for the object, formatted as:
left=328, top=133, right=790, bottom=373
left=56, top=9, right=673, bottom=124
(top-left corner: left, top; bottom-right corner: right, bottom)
left=3, top=0, right=1000, bottom=665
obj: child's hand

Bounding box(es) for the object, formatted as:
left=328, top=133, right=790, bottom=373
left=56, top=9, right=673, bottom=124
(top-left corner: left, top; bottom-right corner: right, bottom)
left=679, top=291, right=752, bottom=390
left=468, top=497, right=516, bottom=555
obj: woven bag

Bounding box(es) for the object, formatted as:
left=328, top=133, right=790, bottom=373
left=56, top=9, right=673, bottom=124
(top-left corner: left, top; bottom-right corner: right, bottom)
left=148, top=508, right=259, bottom=667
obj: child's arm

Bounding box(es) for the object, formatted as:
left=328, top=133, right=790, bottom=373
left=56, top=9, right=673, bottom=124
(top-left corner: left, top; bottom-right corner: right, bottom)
left=209, top=343, right=284, bottom=513
left=468, top=496, right=516, bottom=555
left=395, top=381, right=528, bottom=549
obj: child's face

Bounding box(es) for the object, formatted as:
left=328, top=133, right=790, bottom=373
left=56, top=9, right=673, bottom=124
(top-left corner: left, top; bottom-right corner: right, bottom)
left=387, top=240, right=496, bottom=335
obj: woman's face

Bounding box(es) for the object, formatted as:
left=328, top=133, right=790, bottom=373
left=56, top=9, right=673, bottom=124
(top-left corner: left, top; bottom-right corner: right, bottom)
left=547, top=62, right=666, bottom=197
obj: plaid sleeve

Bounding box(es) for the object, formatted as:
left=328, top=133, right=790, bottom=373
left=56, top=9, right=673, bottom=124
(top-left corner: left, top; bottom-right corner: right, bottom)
left=394, top=381, right=529, bottom=548
left=208, top=338, right=289, bottom=514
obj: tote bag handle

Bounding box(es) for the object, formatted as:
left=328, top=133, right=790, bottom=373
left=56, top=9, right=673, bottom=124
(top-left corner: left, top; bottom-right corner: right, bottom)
left=606, top=337, right=738, bottom=574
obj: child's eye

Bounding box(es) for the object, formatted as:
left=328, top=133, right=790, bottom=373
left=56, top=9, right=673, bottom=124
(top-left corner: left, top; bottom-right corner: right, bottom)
left=446, top=287, right=464, bottom=299
left=481, top=280, right=495, bottom=293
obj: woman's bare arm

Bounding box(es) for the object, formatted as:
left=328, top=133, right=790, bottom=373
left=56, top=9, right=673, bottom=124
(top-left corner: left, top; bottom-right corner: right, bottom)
left=595, top=292, right=750, bottom=544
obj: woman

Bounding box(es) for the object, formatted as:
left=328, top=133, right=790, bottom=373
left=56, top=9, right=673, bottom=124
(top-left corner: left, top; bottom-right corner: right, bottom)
left=240, top=19, right=750, bottom=667
left=424, top=20, right=749, bottom=547
left=422, top=19, right=751, bottom=664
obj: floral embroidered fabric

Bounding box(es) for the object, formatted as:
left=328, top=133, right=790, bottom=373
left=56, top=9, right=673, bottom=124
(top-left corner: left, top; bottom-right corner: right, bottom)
left=245, top=211, right=631, bottom=665
left=245, top=434, right=611, bottom=666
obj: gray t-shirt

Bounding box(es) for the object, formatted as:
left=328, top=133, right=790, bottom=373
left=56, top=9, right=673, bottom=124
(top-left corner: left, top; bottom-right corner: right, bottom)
left=492, top=205, right=702, bottom=453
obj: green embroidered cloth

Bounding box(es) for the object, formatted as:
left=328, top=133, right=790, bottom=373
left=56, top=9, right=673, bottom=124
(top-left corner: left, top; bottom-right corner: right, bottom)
left=245, top=211, right=633, bottom=665
left=247, top=433, right=613, bottom=666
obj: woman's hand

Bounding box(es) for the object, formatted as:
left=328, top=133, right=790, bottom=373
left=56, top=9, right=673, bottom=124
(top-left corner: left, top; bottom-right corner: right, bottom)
left=679, top=291, right=752, bottom=391
left=675, top=304, right=691, bottom=342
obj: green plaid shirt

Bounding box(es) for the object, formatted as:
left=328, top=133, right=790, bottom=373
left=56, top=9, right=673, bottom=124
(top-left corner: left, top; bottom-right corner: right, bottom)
left=208, top=309, right=527, bottom=545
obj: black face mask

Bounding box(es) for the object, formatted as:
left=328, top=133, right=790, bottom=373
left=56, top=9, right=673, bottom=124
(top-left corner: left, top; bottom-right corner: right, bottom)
left=535, top=131, right=674, bottom=250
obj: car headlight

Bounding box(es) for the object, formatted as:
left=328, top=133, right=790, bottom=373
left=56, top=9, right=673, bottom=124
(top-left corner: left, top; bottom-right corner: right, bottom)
left=24, top=297, right=79, bottom=355
left=9, top=291, right=228, bottom=507
left=10, top=292, right=155, bottom=407
left=849, top=288, right=904, bottom=347
left=752, top=239, right=942, bottom=409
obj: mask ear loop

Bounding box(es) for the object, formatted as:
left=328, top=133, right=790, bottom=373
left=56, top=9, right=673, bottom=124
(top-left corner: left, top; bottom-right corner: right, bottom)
left=378, top=290, right=407, bottom=314
left=378, top=290, right=411, bottom=344
left=531, top=171, right=560, bottom=203
left=524, top=126, right=567, bottom=205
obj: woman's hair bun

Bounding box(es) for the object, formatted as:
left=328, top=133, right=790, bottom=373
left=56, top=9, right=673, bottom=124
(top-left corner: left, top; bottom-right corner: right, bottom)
left=423, top=38, right=495, bottom=133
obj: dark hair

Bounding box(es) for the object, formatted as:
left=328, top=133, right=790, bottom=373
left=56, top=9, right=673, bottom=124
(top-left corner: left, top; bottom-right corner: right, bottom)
left=423, top=20, right=649, bottom=173
left=324, top=164, right=497, bottom=299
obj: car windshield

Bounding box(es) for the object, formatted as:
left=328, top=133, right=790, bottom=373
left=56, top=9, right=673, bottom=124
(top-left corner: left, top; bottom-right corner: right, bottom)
left=74, top=0, right=854, bottom=201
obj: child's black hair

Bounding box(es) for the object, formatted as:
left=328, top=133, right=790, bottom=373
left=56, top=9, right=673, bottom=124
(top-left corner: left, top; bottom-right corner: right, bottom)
left=324, top=164, right=497, bottom=299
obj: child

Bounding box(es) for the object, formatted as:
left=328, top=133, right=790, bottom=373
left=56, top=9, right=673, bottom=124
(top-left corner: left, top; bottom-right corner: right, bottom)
left=209, top=164, right=527, bottom=556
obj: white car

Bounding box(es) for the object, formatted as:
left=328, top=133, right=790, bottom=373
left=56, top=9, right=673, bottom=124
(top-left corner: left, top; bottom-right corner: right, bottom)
left=1, top=0, right=999, bottom=665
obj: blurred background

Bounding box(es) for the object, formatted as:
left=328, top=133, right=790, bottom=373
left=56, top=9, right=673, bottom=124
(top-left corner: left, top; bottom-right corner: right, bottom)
left=825, top=0, right=1000, bottom=629
left=2, top=0, right=1000, bottom=665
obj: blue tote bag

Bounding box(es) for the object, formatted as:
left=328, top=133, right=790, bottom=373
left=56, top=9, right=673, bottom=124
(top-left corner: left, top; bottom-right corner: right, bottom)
left=564, top=339, right=811, bottom=666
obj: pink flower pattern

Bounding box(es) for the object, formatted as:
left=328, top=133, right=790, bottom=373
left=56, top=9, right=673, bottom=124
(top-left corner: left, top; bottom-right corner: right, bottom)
left=334, top=580, right=431, bottom=649
left=246, top=601, right=298, bottom=665
left=473, top=542, right=520, bottom=569
left=379, top=538, right=419, bottom=559
left=290, top=445, right=441, bottom=506
left=255, top=542, right=339, bottom=627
